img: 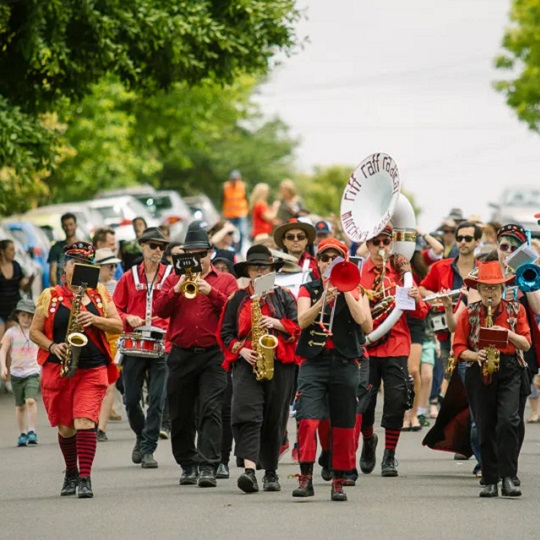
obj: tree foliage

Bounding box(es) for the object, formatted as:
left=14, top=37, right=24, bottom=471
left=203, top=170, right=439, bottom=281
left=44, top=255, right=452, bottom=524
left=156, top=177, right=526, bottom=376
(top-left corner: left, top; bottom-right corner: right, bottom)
left=495, top=0, right=540, bottom=130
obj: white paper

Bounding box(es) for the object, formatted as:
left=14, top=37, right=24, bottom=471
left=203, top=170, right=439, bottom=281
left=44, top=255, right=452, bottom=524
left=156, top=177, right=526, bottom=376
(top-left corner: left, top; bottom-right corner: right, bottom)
left=395, top=286, right=415, bottom=311
left=254, top=272, right=276, bottom=297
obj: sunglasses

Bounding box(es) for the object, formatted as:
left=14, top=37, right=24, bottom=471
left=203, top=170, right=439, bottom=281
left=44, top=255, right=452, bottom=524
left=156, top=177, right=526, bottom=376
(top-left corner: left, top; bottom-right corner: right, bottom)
left=456, top=235, right=474, bottom=243
left=105, top=264, right=117, bottom=270
left=285, top=234, right=307, bottom=241
left=147, top=242, right=166, bottom=251
left=442, top=229, right=455, bottom=234
left=317, top=253, right=340, bottom=263
left=499, top=243, right=518, bottom=253
left=371, top=238, right=391, bottom=247
left=185, top=250, right=209, bottom=258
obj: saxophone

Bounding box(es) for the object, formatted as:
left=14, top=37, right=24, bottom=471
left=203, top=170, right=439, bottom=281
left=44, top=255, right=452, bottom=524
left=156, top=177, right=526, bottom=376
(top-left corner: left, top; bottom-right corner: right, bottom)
left=251, top=295, right=278, bottom=381
left=61, top=284, right=89, bottom=378
left=481, top=298, right=500, bottom=379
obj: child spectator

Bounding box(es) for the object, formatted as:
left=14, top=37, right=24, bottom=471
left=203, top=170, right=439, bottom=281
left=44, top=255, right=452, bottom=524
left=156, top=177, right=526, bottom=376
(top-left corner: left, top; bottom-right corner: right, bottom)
left=0, top=298, right=40, bottom=446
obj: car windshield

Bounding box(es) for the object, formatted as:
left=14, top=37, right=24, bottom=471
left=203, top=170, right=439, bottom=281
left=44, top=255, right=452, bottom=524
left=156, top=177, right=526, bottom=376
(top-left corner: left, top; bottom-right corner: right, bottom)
left=503, top=189, right=540, bottom=207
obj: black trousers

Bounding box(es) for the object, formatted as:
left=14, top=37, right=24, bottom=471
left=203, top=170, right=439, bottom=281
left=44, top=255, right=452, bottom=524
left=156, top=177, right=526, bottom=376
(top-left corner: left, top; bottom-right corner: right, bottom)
left=220, top=370, right=233, bottom=464
left=465, top=358, right=522, bottom=484
left=122, top=355, right=168, bottom=455
left=231, top=359, right=295, bottom=470
left=363, top=355, right=409, bottom=430
left=167, top=345, right=227, bottom=469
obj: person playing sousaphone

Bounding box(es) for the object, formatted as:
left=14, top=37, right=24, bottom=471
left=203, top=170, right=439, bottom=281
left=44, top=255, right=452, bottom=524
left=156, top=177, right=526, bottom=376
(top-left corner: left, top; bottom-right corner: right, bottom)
left=453, top=261, right=531, bottom=498
left=218, top=245, right=300, bottom=494
left=30, top=242, right=123, bottom=498
left=113, top=227, right=172, bottom=469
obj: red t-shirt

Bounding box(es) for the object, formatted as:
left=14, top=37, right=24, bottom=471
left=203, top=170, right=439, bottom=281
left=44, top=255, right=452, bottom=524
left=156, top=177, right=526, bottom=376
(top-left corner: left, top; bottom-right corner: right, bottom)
left=251, top=201, right=273, bottom=237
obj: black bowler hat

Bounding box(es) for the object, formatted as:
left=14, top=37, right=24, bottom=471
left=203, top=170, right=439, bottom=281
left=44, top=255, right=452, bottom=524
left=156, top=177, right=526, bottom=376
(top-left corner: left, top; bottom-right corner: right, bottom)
left=234, top=245, right=284, bottom=278
left=182, top=221, right=212, bottom=250
left=138, top=227, right=169, bottom=246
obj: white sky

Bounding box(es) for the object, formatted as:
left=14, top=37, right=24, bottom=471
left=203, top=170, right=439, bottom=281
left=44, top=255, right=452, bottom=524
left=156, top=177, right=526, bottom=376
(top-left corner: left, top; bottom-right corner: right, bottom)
left=255, top=0, right=540, bottom=231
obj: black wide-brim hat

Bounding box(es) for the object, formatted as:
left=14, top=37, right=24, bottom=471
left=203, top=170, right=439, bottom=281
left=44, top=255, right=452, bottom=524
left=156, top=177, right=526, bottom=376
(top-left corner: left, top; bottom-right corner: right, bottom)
left=138, top=227, right=169, bottom=246
left=273, top=219, right=316, bottom=250
left=234, top=245, right=284, bottom=278
left=182, top=221, right=212, bottom=250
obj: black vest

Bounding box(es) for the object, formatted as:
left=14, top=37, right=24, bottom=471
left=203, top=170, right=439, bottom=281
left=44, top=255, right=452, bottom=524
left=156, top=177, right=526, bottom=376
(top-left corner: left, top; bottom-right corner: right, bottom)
left=296, top=280, right=366, bottom=360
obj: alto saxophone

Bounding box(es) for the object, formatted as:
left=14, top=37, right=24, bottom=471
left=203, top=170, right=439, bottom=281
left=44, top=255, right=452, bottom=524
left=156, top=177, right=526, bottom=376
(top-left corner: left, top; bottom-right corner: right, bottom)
left=61, top=284, right=89, bottom=378
left=481, top=298, right=500, bottom=378
left=251, top=295, right=278, bottom=381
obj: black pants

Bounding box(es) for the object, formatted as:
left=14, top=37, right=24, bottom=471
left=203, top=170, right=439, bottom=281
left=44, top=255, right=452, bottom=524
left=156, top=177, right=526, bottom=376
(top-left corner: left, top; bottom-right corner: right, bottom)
left=232, top=359, right=295, bottom=470
left=518, top=368, right=534, bottom=453
left=220, top=370, right=233, bottom=464
left=122, top=355, right=168, bottom=455
left=167, top=345, right=227, bottom=469
left=465, top=358, right=522, bottom=484
left=363, top=355, right=409, bottom=430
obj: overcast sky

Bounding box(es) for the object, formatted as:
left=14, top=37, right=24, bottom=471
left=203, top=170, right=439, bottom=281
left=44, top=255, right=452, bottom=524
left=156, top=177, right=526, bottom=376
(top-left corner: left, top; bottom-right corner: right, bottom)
left=255, top=0, right=540, bottom=231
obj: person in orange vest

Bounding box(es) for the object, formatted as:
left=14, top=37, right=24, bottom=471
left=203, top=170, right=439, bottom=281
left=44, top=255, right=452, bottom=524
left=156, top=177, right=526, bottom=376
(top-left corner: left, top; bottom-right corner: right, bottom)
left=221, top=170, right=249, bottom=253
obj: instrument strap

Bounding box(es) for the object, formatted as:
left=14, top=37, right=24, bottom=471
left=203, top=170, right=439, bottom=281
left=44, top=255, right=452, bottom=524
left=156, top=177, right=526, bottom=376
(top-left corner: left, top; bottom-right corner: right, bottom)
left=131, top=264, right=173, bottom=325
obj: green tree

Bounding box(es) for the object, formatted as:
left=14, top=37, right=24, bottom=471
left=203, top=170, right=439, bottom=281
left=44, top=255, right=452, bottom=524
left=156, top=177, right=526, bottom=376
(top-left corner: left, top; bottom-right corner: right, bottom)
left=495, top=0, right=540, bottom=130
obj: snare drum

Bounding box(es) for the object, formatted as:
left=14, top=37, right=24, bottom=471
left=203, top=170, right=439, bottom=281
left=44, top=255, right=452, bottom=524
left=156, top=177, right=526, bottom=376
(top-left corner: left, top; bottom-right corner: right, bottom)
left=119, top=332, right=164, bottom=358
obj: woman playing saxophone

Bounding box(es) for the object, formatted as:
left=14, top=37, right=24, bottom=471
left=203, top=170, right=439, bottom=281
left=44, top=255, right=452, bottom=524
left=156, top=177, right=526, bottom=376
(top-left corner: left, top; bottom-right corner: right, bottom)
left=30, top=242, right=123, bottom=499
left=218, top=245, right=300, bottom=494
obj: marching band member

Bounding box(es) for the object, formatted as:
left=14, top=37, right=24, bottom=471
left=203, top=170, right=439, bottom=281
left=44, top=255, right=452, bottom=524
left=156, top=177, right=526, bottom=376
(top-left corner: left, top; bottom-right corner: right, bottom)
left=155, top=223, right=238, bottom=488
left=359, top=226, right=428, bottom=477
left=218, top=245, right=299, bottom=494
left=293, top=238, right=371, bottom=501
left=113, top=227, right=171, bottom=469
left=453, top=261, right=531, bottom=497
left=30, top=242, right=122, bottom=498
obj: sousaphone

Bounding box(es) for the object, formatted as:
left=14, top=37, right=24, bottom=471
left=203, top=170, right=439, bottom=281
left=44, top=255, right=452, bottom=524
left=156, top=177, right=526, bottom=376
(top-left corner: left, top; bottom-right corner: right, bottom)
left=339, top=152, right=417, bottom=344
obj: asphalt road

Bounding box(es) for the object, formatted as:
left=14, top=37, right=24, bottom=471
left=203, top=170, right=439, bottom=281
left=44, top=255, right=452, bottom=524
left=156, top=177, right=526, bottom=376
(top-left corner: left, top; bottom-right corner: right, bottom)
left=1, top=389, right=539, bottom=540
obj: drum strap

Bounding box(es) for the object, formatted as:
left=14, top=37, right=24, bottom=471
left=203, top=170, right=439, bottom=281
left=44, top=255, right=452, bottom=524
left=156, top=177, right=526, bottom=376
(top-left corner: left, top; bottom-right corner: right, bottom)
left=131, top=264, right=173, bottom=324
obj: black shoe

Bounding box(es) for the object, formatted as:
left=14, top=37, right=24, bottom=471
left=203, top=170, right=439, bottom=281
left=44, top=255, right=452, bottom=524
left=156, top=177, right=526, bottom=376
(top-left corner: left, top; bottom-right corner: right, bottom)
left=159, top=427, right=170, bottom=440
left=342, top=470, right=357, bottom=486
left=216, top=463, right=230, bottom=479
left=60, top=469, right=79, bottom=496
left=77, top=476, right=93, bottom=499
left=97, top=430, right=108, bottom=442
left=179, top=466, right=198, bottom=485
left=454, top=453, right=469, bottom=460
left=501, top=477, right=521, bottom=497
left=262, top=470, right=281, bottom=492
left=331, top=478, right=347, bottom=502
left=381, top=449, right=398, bottom=477
left=198, top=465, right=217, bottom=488
left=359, top=433, right=378, bottom=474
left=479, top=484, right=498, bottom=498
left=238, top=469, right=259, bottom=493
left=131, top=438, right=142, bottom=464
left=141, top=453, right=158, bottom=469
left=292, top=475, right=314, bottom=497
left=512, top=475, right=521, bottom=487
left=318, top=450, right=332, bottom=481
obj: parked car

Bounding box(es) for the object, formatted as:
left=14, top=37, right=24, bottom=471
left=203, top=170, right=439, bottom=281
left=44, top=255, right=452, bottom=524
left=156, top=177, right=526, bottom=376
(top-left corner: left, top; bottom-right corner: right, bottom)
left=489, top=186, right=540, bottom=234
left=20, top=203, right=105, bottom=242
left=4, top=221, right=51, bottom=288
left=85, top=195, right=158, bottom=242
left=184, top=194, right=221, bottom=231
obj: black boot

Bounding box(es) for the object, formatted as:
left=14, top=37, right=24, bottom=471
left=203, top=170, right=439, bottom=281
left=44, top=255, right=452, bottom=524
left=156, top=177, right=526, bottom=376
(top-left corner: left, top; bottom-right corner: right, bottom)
left=479, top=484, right=498, bottom=498
left=77, top=476, right=93, bottom=499
left=381, top=449, right=398, bottom=477
left=292, top=463, right=314, bottom=497
left=131, top=437, right=142, bottom=464
left=262, top=470, right=281, bottom=492
left=318, top=450, right=332, bottom=481
left=331, top=472, right=347, bottom=502
left=501, top=477, right=521, bottom=497
left=237, top=468, right=259, bottom=493
left=359, top=433, right=378, bottom=474
left=60, top=469, right=79, bottom=496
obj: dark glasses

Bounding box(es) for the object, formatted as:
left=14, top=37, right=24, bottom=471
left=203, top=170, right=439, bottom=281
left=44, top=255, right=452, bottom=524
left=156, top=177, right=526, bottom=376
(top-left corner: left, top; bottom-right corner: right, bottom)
left=456, top=235, right=474, bottom=243
left=371, top=238, right=391, bottom=247
left=186, top=250, right=208, bottom=258
left=442, top=229, right=455, bottom=234
left=317, top=253, right=339, bottom=263
left=499, top=243, right=518, bottom=253
left=285, top=233, right=307, bottom=241
left=148, top=242, right=166, bottom=251
left=247, top=264, right=271, bottom=271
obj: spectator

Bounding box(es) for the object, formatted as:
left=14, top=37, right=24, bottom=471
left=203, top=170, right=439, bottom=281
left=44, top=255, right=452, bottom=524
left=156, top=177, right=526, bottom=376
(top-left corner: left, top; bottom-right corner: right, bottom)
left=47, top=212, right=79, bottom=286
left=93, top=227, right=124, bottom=280
left=277, top=179, right=306, bottom=224
left=120, top=217, right=147, bottom=270
left=221, top=169, right=249, bottom=253
left=209, top=221, right=238, bottom=259
left=314, top=220, right=332, bottom=246
left=249, top=183, right=279, bottom=239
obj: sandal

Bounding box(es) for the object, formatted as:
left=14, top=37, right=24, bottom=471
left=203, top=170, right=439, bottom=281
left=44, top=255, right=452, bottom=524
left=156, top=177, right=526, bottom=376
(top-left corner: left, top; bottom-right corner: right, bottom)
left=402, top=421, right=412, bottom=432
left=526, top=415, right=540, bottom=423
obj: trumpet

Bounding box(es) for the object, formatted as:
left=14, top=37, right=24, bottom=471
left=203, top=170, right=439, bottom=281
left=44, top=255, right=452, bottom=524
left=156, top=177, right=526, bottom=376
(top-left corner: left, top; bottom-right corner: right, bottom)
left=181, top=267, right=199, bottom=299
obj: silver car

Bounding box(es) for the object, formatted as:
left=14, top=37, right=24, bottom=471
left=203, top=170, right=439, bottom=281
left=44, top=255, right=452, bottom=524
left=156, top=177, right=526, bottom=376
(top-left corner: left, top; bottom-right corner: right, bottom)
left=489, top=186, right=540, bottom=234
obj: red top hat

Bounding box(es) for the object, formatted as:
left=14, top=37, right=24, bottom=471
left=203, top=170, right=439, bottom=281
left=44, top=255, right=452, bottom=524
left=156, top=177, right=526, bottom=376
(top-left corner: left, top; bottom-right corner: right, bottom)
left=464, top=261, right=515, bottom=290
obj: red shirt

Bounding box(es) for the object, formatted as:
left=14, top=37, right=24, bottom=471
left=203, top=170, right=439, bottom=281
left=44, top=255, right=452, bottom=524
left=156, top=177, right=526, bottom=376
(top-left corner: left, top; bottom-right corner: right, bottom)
left=298, top=251, right=321, bottom=281
left=420, top=257, right=459, bottom=294
left=453, top=301, right=531, bottom=360
left=113, top=262, right=170, bottom=333
left=251, top=201, right=273, bottom=237
left=359, top=257, right=428, bottom=357
left=155, top=265, right=238, bottom=348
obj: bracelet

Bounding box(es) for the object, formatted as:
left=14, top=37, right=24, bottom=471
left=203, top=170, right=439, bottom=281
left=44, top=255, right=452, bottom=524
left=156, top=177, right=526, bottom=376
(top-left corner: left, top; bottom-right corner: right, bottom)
left=48, top=342, right=55, bottom=353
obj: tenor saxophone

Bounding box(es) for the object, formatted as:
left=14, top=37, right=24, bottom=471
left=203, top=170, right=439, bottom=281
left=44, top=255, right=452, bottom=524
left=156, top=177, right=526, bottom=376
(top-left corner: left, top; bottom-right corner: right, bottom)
left=251, top=295, right=278, bottom=381
left=61, top=284, right=89, bottom=378
left=481, top=298, right=500, bottom=378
